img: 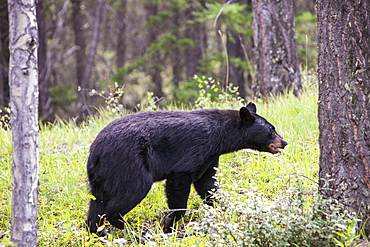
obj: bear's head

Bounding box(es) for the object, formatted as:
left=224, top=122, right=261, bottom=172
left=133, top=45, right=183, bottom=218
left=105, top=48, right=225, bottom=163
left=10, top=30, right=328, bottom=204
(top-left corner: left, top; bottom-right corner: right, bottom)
left=240, top=102, right=288, bottom=154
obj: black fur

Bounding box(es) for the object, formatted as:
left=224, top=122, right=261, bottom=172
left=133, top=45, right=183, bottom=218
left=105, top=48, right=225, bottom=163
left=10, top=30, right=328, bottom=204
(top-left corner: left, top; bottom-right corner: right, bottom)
left=86, top=103, right=287, bottom=233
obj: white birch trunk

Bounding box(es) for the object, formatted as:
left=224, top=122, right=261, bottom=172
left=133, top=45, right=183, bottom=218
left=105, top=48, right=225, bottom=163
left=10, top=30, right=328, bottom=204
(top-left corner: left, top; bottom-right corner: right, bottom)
left=8, top=0, right=39, bottom=246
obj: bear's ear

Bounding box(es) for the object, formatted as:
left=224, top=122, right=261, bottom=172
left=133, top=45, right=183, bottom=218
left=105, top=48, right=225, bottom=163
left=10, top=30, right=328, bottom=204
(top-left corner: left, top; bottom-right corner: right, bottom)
left=246, top=102, right=257, bottom=113
left=240, top=107, right=256, bottom=124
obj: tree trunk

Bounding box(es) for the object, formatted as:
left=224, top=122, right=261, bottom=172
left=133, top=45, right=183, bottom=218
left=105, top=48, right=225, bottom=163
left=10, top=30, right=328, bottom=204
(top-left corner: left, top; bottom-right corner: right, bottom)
left=172, top=4, right=183, bottom=88
left=8, top=0, right=39, bottom=246
left=145, top=2, right=164, bottom=98
left=81, top=0, right=105, bottom=93
left=185, top=2, right=204, bottom=80
left=0, top=0, right=9, bottom=108
left=252, top=0, right=301, bottom=98
left=116, top=0, right=127, bottom=69
left=317, top=0, right=370, bottom=233
left=71, top=0, right=88, bottom=111
left=294, top=0, right=316, bottom=14
left=227, top=30, right=246, bottom=99
left=36, top=0, right=52, bottom=122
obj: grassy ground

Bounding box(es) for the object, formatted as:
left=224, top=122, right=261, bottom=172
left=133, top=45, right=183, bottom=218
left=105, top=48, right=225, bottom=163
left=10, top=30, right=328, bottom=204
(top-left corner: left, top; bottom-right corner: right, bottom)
left=0, top=73, right=358, bottom=246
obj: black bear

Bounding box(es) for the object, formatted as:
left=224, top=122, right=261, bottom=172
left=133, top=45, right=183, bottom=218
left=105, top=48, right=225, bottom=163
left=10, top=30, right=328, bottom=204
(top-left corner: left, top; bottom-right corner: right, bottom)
left=86, top=102, right=287, bottom=234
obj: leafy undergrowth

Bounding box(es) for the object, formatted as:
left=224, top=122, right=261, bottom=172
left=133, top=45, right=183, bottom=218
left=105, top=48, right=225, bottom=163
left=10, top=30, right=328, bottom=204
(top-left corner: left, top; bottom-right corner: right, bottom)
left=0, top=73, right=360, bottom=246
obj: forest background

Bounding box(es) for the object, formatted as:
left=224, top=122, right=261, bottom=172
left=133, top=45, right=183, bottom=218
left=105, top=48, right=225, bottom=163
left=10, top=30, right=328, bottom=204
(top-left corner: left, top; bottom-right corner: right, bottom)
left=0, top=0, right=317, bottom=122
left=3, top=0, right=370, bottom=246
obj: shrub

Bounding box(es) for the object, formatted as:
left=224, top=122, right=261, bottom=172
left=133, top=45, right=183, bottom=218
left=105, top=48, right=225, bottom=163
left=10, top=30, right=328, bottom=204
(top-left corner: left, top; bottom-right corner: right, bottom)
left=195, top=177, right=359, bottom=247
left=194, top=75, right=245, bottom=110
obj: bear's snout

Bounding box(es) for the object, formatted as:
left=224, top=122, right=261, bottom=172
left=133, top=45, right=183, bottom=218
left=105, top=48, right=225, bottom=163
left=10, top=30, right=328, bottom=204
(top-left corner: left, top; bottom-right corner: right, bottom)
left=268, top=134, right=288, bottom=154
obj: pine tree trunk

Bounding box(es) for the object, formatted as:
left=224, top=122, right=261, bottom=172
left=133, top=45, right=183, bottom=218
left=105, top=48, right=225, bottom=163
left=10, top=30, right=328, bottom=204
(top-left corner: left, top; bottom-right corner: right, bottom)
left=317, top=0, right=370, bottom=233
left=172, top=5, right=182, bottom=87
left=71, top=0, right=88, bottom=114
left=81, top=0, right=104, bottom=94
left=145, top=2, right=164, bottom=98
left=185, top=3, right=204, bottom=80
left=252, top=0, right=301, bottom=98
left=8, top=0, right=39, bottom=246
left=0, top=0, right=9, bottom=108
left=227, top=31, right=246, bottom=98
left=116, top=0, right=127, bottom=69
left=36, top=0, right=52, bottom=122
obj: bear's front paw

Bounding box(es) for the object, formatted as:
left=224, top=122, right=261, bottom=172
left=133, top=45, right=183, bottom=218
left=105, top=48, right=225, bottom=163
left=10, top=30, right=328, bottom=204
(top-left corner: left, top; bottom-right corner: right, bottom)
left=161, top=213, right=175, bottom=233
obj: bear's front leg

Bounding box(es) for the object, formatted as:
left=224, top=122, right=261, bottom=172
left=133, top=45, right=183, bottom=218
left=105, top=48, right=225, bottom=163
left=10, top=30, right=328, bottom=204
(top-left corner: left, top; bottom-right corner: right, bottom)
left=193, top=158, right=219, bottom=206
left=162, top=172, right=192, bottom=233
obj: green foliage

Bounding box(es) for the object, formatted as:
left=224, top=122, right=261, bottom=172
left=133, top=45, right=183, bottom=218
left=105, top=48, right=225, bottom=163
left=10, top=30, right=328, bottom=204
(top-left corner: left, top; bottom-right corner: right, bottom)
left=196, top=2, right=253, bottom=36
left=88, top=82, right=125, bottom=116
left=146, top=34, right=194, bottom=56
left=333, top=218, right=360, bottom=247
left=111, top=57, right=147, bottom=82
left=50, top=84, right=78, bottom=106
left=111, top=32, right=193, bottom=95
left=136, top=91, right=160, bottom=111
left=229, top=56, right=254, bottom=74
left=196, top=178, right=359, bottom=246
left=0, top=74, right=364, bottom=246
left=0, top=107, right=10, bottom=129
left=194, top=75, right=244, bottom=109
left=173, top=77, right=199, bottom=104
left=146, top=11, right=173, bottom=28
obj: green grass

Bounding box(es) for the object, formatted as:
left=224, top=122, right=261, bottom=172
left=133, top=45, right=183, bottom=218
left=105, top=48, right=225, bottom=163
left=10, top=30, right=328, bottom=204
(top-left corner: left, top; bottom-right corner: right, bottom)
left=0, top=74, right=357, bottom=246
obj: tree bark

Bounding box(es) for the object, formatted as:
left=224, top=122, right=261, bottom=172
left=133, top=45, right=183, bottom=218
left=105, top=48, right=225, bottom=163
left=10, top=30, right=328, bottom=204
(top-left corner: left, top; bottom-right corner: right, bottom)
left=294, top=0, right=316, bottom=14
left=116, top=0, right=127, bottom=69
left=0, top=0, right=9, bottom=108
left=81, top=0, right=105, bottom=92
left=252, top=0, right=301, bottom=98
left=71, top=0, right=87, bottom=109
left=36, top=0, right=52, bottom=122
left=8, top=0, right=39, bottom=246
left=227, top=30, right=246, bottom=98
left=171, top=4, right=183, bottom=87
left=317, top=0, right=370, bottom=233
left=145, top=2, right=164, bottom=98
left=185, top=1, right=204, bottom=80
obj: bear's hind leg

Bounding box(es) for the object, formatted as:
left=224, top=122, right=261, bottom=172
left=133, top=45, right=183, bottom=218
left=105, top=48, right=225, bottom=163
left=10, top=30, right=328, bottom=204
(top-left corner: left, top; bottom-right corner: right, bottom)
left=105, top=179, right=153, bottom=230
left=162, top=172, right=192, bottom=233
left=87, top=198, right=105, bottom=234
